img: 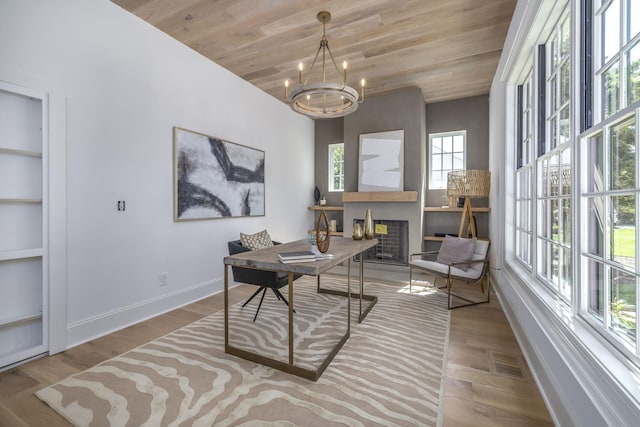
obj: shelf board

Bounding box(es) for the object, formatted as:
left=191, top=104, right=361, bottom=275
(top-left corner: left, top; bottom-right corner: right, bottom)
left=0, top=147, right=42, bottom=158
left=0, top=311, right=42, bottom=329
left=0, top=198, right=43, bottom=204
left=423, top=206, right=490, bottom=212
left=0, top=248, right=44, bottom=262
left=342, top=191, right=417, bottom=203
left=308, top=205, right=344, bottom=211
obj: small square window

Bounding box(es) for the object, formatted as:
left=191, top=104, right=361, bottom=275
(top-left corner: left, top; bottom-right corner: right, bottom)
left=428, top=131, right=466, bottom=189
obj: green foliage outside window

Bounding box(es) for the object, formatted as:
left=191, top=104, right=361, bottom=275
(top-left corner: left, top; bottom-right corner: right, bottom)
left=329, top=144, right=344, bottom=191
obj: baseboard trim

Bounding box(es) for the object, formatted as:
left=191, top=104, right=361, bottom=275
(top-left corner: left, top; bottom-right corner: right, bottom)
left=66, top=277, right=225, bottom=349
left=493, top=267, right=640, bottom=427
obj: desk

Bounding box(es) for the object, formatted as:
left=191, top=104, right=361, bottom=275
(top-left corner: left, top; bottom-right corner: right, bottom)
left=223, top=237, right=378, bottom=381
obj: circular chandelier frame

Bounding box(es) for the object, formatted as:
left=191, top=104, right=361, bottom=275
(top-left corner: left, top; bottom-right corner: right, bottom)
left=284, top=11, right=365, bottom=119
left=289, top=83, right=359, bottom=118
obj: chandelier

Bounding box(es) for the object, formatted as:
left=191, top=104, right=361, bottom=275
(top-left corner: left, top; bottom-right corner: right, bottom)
left=284, top=11, right=365, bottom=119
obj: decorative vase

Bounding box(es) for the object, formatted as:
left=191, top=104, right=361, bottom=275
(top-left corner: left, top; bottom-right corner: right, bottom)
left=352, top=223, right=363, bottom=240
left=364, top=208, right=374, bottom=239
left=315, top=209, right=330, bottom=253
left=313, top=185, right=321, bottom=205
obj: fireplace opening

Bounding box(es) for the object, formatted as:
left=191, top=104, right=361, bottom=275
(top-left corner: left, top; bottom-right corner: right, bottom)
left=353, top=219, right=409, bottom=266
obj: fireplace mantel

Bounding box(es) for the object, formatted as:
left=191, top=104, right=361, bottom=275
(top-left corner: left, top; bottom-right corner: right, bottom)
left=342, top=191, right=417, bottom=203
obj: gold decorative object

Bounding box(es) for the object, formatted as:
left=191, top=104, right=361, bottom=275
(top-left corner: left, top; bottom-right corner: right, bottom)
left=315, top=209, right=330, bottom=253
left=364, top=208, right=374, bottom=239
left=447, top=170, right=491, bottom=238
left=352, top=223, right=363, bottom=240
left=283, top=11, right=365, bottom=119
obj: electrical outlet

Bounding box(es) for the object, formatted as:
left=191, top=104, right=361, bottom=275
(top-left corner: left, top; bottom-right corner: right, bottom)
left=159, top=272, right=169, bottom=286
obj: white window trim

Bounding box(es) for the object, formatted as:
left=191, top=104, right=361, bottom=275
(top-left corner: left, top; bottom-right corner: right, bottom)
left=491, top=0, right=640, bottom=425
left=328, top=142, right=344, bottom=192
left=428, top=130, right=466, bottom=190
left=578, top=106, right=640, bottom=360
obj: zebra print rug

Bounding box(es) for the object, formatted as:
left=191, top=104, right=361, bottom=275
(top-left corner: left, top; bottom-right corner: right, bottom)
left=36, top=275, right=449, bottom=426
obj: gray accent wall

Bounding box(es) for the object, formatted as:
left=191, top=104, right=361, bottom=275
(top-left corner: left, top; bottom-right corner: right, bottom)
left=424, top=95, right=491, bottom=246
left=313, top=90, right=490, bottom=260
left=314, top=87, right=426, bottom=260
left=314, top=118, right=343, bottom=206
left=343, top=88, right=426, bottom=259
left=425, top=95, right=490, bottom=206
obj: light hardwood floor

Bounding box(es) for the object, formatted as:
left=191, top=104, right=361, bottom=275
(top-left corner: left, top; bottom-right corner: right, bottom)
left=0, top=278, right=554, bottom=426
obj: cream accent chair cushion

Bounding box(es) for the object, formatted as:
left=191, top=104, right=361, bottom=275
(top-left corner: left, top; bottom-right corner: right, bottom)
left=409, top=239, right=491, bottom=309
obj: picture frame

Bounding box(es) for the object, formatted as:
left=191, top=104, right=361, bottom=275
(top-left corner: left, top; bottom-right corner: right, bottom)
left=358, top=129, right=404, bottom=192
left=173, top=127, right=265, bottom=221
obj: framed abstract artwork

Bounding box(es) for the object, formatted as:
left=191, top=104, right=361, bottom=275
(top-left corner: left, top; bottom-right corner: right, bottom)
left=358, top=129, right=404, bottom=192
left=173, top=127, right=265, bottom=221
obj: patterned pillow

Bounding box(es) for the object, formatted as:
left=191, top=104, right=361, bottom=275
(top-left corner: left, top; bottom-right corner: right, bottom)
left=240, top=229, right=274, bottom=250
left=436, top=235, right=475, bottom=271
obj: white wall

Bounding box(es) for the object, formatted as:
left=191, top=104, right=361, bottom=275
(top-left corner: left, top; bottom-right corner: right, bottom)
left=0, top=0, right=314, bottom=348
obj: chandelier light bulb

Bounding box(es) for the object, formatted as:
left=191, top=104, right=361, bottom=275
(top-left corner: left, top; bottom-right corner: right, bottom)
left=343, top=61, right=348, bottom=83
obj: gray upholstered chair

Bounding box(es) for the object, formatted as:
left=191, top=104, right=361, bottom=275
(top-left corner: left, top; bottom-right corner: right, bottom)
left=228, top=240, right=301, bottom=321
left=408, top=238, right=491, bottom=309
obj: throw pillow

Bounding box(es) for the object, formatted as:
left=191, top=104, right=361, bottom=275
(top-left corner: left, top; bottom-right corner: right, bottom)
left=240, top=229, right=274, bottom=250
left=436, top=235, right=475, bottom=271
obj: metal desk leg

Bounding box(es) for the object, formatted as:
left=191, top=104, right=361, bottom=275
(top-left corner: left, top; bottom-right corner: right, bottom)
left=359, top=251, right=364, bottom=318
left=347, top=258, right=351, bottom=335
left=316, top=253, right=377, bottom=323
left=225, top=263, right=355, bottom=381
left=224, top=264, right=229, bottom=350
left=288, top=272, right=294, bottom=366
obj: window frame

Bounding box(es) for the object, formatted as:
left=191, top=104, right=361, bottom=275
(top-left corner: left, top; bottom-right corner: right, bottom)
left=508, top=0, right=640, bottom=364
left=428, top=130, right=466, bottom=190
left=579, top=108, right=640, bottom=360
left=535, top=9, right=574, bottom=302
left=594, top=0, right=640, bottom=122
left=328, top=142, right=344, bottom=192
left=499, top=0, right=640, bottom=420
left=515, top=68, right=535, bottom=268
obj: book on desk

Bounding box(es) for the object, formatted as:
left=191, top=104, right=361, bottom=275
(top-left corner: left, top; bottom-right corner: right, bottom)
left=278, top=251, right=316, bottom=263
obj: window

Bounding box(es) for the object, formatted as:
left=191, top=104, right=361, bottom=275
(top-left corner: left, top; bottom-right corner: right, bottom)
left=516, top=70, right=534, bottom=267
left=509, top=0, right=640, bottom=362
left=328, top=143, right=344, bottom=192
left=595, top=0, right=640, bottom=121
left=503, top=0, right=640, bottom=418
left=513, top=9, right=573, bottom=299
left=582, top=0, right=640, bottom=358
left=582, top=115, right=638, bottom=356
left=537, top=11, right=572, bottom=300
left=428, top=131, right=466, bottom=189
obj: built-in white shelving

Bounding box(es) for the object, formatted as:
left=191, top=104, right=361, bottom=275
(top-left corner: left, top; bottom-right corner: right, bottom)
left=0, top=81, right=48, bottom=370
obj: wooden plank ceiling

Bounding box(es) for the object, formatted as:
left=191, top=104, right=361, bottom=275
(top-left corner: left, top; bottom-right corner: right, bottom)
left=113, top=0, right=516, bottom=106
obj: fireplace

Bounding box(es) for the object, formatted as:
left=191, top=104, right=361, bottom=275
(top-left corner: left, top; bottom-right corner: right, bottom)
left=352, top=219, right=409, bottom=266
